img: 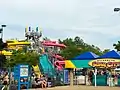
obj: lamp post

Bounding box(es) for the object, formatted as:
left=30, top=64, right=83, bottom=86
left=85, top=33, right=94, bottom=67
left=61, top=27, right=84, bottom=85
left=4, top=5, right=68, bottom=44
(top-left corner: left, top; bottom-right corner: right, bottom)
left=114, top=8, right=120, bottom=12
left=0, top=25, right=6, bottom=51
left=0, top=25, right=6, bottom=39
left=0, top=24, right=6, bottom=65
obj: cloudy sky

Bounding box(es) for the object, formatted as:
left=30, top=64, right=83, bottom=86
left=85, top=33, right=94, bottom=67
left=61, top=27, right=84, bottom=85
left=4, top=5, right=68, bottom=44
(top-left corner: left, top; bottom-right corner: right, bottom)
left=0, top=0, right=120, bottom=50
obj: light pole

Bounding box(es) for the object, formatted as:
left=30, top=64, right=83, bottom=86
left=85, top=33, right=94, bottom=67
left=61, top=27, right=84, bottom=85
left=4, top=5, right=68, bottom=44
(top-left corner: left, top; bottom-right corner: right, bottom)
left=0, top=24, right=6, bottom=50
left=0, top=25, right=6, bottom=39
left=114, top=8, right=120, bottom=12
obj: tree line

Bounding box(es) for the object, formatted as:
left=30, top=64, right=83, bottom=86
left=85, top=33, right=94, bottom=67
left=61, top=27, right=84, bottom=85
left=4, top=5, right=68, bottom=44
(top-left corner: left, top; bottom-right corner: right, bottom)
left=59, top=36, right=110, bottom=59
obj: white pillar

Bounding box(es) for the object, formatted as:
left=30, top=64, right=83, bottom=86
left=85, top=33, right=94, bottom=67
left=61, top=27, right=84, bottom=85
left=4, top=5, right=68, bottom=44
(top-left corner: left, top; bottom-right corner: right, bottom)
left=94, top=68, right=97, bottom=87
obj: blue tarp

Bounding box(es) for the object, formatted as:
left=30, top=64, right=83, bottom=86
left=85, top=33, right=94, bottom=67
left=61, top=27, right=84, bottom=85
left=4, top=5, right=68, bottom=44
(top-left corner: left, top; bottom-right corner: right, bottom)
left=72, top=52, right=99, bottom=60
left=98, top=50, right=120, bottom=59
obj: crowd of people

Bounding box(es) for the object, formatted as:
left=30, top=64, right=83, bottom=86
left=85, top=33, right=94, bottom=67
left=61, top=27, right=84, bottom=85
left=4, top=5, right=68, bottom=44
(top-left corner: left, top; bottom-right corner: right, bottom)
left=2, top=68, right=120, bottom=88
left=0, top=70, right=51, bottom=89
left=0, top=71, right=10, bottom=85
left=31, top=74, right=48, bottom=88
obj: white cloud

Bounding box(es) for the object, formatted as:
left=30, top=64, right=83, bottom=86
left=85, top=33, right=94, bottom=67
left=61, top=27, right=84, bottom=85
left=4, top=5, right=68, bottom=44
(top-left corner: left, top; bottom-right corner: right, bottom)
left=0, top=0, right=120, bottom=50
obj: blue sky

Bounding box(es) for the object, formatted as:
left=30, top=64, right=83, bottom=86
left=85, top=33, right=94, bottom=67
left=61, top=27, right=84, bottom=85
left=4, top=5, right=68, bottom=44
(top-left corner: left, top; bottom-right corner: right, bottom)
left=0, top=0, right=120, bottom=50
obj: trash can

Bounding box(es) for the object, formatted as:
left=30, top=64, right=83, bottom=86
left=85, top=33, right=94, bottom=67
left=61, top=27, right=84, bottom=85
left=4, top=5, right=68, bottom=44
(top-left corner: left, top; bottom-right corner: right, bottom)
left=92, top=75, right=107, bottom=86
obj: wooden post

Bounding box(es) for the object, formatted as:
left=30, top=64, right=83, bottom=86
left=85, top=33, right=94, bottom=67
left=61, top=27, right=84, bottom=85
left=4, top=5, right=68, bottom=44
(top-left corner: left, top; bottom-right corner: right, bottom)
left=70, top=69, right=74, bottom=86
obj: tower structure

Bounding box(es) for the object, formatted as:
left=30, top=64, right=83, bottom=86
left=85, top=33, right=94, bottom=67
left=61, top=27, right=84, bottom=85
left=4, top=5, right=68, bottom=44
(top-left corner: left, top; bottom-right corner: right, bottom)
left=25, top=26, right=42, bottom=53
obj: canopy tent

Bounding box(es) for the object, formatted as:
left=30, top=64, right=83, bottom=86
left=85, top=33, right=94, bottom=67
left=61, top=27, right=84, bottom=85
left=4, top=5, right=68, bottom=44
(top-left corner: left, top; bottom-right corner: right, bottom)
left=65, top=52, right=99, bottom=68
left=90, top=50, right=120, bottom=86
left=72, top=52, right=99, bottom=60
left=98, top=50, right=120, bottom=59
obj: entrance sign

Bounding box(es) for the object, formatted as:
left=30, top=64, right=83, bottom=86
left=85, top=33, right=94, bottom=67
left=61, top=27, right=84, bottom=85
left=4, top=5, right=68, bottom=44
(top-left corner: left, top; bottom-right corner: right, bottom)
left=89, top=58, right=120, bottom=68
left=64, top=70, right=69, bottom=84
left=14, top=64, right=29, bottom=90
left=20, top=65, right=29, bottom=77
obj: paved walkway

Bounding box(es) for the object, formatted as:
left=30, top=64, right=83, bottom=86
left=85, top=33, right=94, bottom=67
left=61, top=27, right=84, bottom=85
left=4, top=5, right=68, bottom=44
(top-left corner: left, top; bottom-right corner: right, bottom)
left=27, top=85, right=120, bottom=90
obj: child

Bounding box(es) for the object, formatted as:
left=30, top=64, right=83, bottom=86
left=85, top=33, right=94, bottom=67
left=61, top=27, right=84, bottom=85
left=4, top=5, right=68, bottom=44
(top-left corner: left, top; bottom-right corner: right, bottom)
left=40, top=75, right=47, bottom=88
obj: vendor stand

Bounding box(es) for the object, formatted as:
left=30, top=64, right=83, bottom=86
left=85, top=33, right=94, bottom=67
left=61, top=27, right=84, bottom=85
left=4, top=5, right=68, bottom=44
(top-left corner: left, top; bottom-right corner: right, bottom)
left=65, top=52, right=99, bottom=86
left=65, top=50, right=120, bottom=87
left=89, top=58, right=120, bottom=86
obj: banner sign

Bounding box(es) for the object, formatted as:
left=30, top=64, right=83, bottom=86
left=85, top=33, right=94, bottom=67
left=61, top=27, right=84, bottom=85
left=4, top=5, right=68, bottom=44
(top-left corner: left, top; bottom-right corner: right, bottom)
left=14, top=64, right=29, bottom=90
left=89, top=58, right=120, bottom=68
left=64, top=70, right=69, bottom=84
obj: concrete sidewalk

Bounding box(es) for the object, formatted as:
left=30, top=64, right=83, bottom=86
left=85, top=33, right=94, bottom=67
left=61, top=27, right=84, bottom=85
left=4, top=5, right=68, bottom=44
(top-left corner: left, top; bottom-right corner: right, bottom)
left=25, top=86, right=71, bottom=90
left=25, top=86, right=120, bottom=90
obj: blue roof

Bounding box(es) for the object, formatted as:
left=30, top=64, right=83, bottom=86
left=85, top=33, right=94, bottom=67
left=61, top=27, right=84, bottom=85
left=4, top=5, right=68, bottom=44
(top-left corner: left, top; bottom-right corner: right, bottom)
left=98, top=50, right=120, bottom=59
left=72, top=52, right=99, bottom=60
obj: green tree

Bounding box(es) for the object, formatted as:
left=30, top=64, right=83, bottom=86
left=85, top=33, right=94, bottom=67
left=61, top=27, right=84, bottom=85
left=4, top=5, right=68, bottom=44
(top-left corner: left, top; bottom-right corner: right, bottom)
left=43, top=37, right=50, bottom=41
left=60, top=45, right=82, bottom=59
left=113, top=41, right=120, bottom=51
left=6, top=50, right=40, bottom=67
left=102, top=49, right=110, bottom=54
left=59, top=36, right=103, bottom=59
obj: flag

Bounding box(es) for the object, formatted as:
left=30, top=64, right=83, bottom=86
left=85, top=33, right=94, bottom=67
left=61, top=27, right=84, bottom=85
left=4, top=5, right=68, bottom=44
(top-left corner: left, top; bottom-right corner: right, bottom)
left=29, top=27, right=31, bottom=31
left=36, top=27, right=39, bottom=32
left=25, top=27, right=28, bottom=32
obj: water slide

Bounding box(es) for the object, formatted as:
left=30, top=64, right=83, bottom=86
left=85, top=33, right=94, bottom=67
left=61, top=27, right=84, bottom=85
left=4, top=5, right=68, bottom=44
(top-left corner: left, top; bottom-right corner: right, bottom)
left=1, top=40, right=31, bottom=56
left=54, top=55, right=65, bottom=71
left=32, top=65, right=41, bottom=76
left=42, top=41, right=66, bottom=71
left=54, top=61, right=65, bottom=71
left=42, top=41, right=66, bottom=48
left=6, top=40, right=30, bottom=50
left=1, top=50, right=12, bottom=56
left=39, top=54, right=55, bottom=76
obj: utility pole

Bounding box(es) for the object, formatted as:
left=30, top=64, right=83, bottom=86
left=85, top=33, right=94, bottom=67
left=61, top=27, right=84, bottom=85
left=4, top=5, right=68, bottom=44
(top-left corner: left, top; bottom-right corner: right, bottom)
left=0, top=25, right=6, bottom=39
left=0, top=24, right=7, bottom=52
